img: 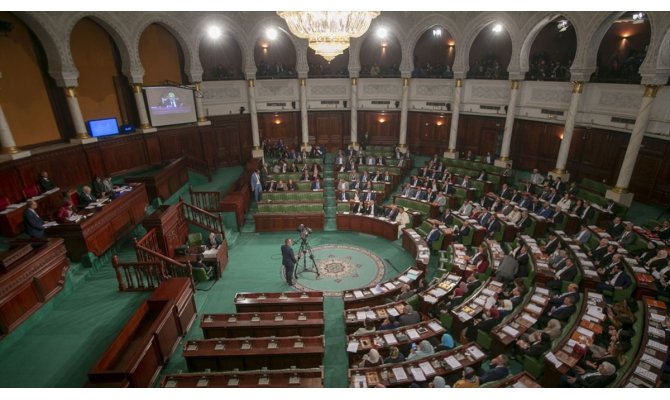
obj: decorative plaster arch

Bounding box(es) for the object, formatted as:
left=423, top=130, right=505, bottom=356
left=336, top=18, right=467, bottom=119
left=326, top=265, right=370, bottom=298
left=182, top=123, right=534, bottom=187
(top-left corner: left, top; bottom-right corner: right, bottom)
left=133, top=15, right=200, bottom=84
left=247, top=15, right=304, bottom=78
left=517, top=12, right=581, bottom=74
left=353, top=18, right=408, bottom=76
left=192, top=13, right=250, bottom=79
left=573, top=11, right=627, bottom=77
left=657, top=26, right=670, bottom=72
left=457, top=12, right=520, bottom=77
left=405, top=13, right=462, bottom=73
left=64, top=13, right=138, bottom=84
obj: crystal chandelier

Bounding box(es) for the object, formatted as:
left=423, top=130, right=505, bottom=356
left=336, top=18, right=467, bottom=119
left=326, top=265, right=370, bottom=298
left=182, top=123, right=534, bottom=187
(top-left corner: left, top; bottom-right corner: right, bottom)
left=277, top=11, right=380, bottom=62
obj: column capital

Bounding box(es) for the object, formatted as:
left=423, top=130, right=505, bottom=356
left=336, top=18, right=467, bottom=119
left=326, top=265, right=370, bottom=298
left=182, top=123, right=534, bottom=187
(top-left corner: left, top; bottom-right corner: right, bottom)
left=643, top=85, right=660, bottom=98
left=0, top=146, right=21, bottom=154
left=65, top=87, right=77, bottom=97
left=299, top=78, right=307, bottom=87
left=247, top=79, right=255, bottom=88
left=611, top=186, right=629, bottom=194
left=510, top=80, right=520, bottom=90
left=132, top=83, right=143, bottom=93
left=455, top=79, right=462, bottom=88
left=402, top=78, right=410, bottom=87
left=351, top=78, right=358, bottom=86
left=571, top=81, right=585, bottom=94
left=194, top=82, right=202, bottom=92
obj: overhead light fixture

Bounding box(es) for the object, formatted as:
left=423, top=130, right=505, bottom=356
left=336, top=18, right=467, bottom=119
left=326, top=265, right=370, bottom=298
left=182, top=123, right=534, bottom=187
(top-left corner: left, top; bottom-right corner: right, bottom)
left=491, top=23, right=503, bottom=33
left=266, top=27, right=278, bottom=41
left=632, top=12, right=645, bottom=21
left=278, top=11, right=380, bottom=62
left=207, top=26, right=222, bottom=40
left=432, top=28, right=442, bottom=37
left=557, top=20, right=569, bottom=33
left=376, top=26, right=388, bottom=39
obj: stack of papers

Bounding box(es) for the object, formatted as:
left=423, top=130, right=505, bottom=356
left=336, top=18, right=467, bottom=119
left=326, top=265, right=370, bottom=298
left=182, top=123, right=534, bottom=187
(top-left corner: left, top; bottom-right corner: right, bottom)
left=444, top=355, right=462, bottom=369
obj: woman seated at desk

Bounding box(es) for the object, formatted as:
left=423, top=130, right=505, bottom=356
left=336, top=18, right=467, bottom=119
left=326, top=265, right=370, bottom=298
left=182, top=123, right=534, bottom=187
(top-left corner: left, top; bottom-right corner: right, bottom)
left=56, top=200, right=81, bottom=223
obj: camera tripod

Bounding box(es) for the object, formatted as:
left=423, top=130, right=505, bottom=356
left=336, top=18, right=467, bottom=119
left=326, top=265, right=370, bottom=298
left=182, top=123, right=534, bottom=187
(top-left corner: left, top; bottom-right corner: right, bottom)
left=294, top=237, right=320, bottom=278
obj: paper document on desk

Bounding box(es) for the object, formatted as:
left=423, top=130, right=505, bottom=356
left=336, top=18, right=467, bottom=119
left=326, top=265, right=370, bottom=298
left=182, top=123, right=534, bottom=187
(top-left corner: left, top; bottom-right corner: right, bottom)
left=576, top=327, right=594, bottom=338
left=419, top=361, right=436, bottom=376
left=635, top=366, right=658, bottom=383
left=428, top=321, right=444, bottom=332
left=353, top=290, right=364, bottom=299
left=525, top=303, right=542, bottom=314
left=432, top=287, right=447, bottom=297
left=535, top=287, right=549, bottom=296
left=642, top=354, right=663, bottom=369
left=457, top=311, right=472, bottom=321
left=531, top=295, right=545, bottom=304
left=406, top=328, right=420, bottom=340
left=384, top=282, right=396, bottom=291
left=387, top=307, right=400, bottom=317
left=650, top=313, right=666, bottom=323
left=444, top=355, right=462, bottom=369
left=648, top=326, right=665, bottom=339
left=545, top=352, right=562, bottom=368
left=411, top=367, right=427, bottom=381
left=392, top=367, right=408, bottom=381
left=346, top=341, right=359, bottom=353
left=521, top=314, right=537, bottom=326
left=468, top=346, right=485, bottom=360
left=384, top=333, right=398, bottom=345
left=482, top=288, right=495, bottom=297
left=502, top=325, right=519, bottom=337
left=356, top=311, right=367, bottom=321
left=648, top=340, right=668, bottom=353
left=370, top=286, right=383, bottom=295
left=422, top=294, right=437, bottom=304
left=366, top=310, right=376, bottom=319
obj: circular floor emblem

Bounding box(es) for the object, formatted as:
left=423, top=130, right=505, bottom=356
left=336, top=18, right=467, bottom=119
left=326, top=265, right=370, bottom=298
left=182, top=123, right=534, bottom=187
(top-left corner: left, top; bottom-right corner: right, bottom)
left=293, top=244, right=386, bottom=296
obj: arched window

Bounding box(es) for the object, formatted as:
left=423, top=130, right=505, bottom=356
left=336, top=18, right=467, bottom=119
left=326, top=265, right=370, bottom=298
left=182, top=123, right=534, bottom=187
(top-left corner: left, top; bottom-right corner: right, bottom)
left=359, top=28, right=401, bottom=78
left=412, top=25, right=455, bottom=79
left=199, top=30, right=243, bottom=81
left=525, top=17, right=576, bottom=82
left=254, top=28, right=296, bottom=79
left=467, top=22, right=512, bottom=80
left=307, top=48, right=349, bottom=78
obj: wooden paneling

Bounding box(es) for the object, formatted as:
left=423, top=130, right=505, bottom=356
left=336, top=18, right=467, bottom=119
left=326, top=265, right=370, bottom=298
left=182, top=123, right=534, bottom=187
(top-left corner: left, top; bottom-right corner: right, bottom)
left=99, top=134, right=150, bottom=176
left=358, top=110, right=400, bottom=146
left=457, top=114, right=504, bottom=157
left=508, top=119, right=562, bottom=172
left=209, top=114, right=253, bottom=167
left=566, top=127, right=628, bottom=185
left=258, top=111, right=300, bottom=149
left=407, top=112, right=451, bottom=156
left=629, top=137, right=670, bottom=204
left=308, top=111, right=348, bottom=152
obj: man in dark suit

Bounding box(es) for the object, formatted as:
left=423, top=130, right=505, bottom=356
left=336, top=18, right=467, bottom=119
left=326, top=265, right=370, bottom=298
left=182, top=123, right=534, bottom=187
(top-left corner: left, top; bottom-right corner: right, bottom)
left=547, top=258, right=578, bottom=290
left=487, top=218, right=501, bottom=238
left=580, top=201, right=595, bottom=223
left=439, top=209, right=453, bottom=225
left=516, top=210, right=532, bottom=231
left=38, top=171, right=56, bottom=192
left=398, top=304, right=421, bottom=326
left=587, top=238, right=609, bottom=263
left=607, top=217, right=625, bottom=238
left=386, top=205, right=399, bottom=221
left=562, top=362, right=617, bottom=388
left=478, top=354, right=510, bottom=384
left=311, top=179, right=322, bottom=190
left=543, top=232, right=560, bottom=255
left=363, top=190, right=376, bottom=203
left=24, top=200, right=45, bottom=238
left=352, top=201, right=364, bottom=214
left=78, top=186, right=97, bottom=206
left=548, top=283, right=580, bottom=306
left=596, top=263, right=632, bottom=293
left=455, top=221, right=472, bottom=243
left=425, top=223, right=441, bottom=248
left=281, top=238, right=299, bottom=286
left=544, top=296, right=577, bottom=322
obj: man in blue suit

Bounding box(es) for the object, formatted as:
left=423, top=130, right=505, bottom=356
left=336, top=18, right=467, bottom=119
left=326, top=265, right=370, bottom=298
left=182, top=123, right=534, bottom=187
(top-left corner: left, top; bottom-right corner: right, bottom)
left=425, top=223, right=441, bottom=249
left=478, top=354, right=510, bottom=384
left=281, top=238, right=299, bottom=286
left=251, top=170, right=262, bottom=202
left=596, top=264, right=632, bottom=293
left=24, top=200, right=45, bottom=238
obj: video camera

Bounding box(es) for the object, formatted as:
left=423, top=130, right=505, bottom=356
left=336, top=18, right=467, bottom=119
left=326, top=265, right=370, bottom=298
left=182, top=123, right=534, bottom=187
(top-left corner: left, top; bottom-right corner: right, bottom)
left=297, top=224, right=312, bottom=240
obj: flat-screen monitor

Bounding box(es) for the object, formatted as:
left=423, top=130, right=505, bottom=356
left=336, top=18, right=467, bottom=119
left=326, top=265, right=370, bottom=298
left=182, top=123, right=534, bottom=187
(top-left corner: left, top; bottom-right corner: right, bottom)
left=87, top=117, right=120, bottom=137
left=144, top=86, right=197, bottom=127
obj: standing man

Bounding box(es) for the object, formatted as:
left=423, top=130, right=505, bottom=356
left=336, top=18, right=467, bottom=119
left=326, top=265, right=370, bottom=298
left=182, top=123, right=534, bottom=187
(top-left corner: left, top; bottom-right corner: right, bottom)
left=24, top=200, right=45, bottom=238
left=281, top=238, right=299, bottom=285
left=251, top=169, right=262, bottom=202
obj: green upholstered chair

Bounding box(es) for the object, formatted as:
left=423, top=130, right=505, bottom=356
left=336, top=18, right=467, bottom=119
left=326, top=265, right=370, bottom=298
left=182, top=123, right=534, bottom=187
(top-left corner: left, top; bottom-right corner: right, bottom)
left=187, top=232, right=203, bottom=247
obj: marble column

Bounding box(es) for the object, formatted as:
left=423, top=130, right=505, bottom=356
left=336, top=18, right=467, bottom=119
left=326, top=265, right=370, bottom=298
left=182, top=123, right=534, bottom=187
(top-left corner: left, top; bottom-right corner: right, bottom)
left=398, top=78, right=410, bottom=152
left=606, top=85, right=660, bottom=207
left=0, top=104, right=30, bottom=160
left=549, top=81, right=584, bottom=182
left=299, top=78, right=310, bottom=151
left=132, top=84, right=156, bottom=133
left=247, top=79, right=263, bottom=159
left=445, top=78, right=462, bottom=159
left=350, top=78, right=358, bottom=150
left=495, top=80, right=520, bottom=168
left=66, top=87, right=97, bottom=144
left=194, top=82, right=210, bottom=126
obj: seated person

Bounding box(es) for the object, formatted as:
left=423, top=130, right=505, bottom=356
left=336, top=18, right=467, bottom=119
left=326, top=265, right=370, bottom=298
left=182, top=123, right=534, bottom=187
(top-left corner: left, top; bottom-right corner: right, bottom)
left=560, top=361, right=616, bottom=388
left=286, top=179, right=297, bottom=191
left=24, top=200, right=46, bottom=238
left=353, top=319, right=376, bottom=335
left=518, top=332, right=552, bottom=357
left=595, top=263, right=632, bottom=293
left=453, top=367, right=480, bottom=388
left=425, top=223, right=441, bottom=248
left=38, top=171, right=56, bottom=192
left=435, top=332, right=455, bottom=351
left=358, top=349, right=382, bottom=368
left=190, top=254, right=212, bottom=277
left=379, top=316, right=401, bottom=331
left=55, top=200, right=81, bottom=223
left=406, top=340, right=435, bottom=361
left=275, top=180, right=286, bottom=191
left=93, top=175, right=113, bottom=197
left=539, top=296, right=577, bottom=325
left=383, top=346, right=405, bottom=364
left=205, top=232, right=223, bottom=249
left=616, top=223, right=637, bottom=247
left=78, top=186, right=97, bottom=206
left=464, top=304, right=501, bottom=342
left=311, top=179, right=322, bottom=190
left=398, top=304, right=421, bottom=326
left=478, top=354, right=509, bottom=384
left=548, top=283, right=580, bottom=306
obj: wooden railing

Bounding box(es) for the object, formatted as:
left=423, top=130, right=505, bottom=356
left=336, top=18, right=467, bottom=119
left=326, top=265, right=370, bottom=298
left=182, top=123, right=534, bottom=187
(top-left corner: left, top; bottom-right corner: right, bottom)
left=183, top=153, right=212, bottom=181
left=181, top=201, right=225, bottom=236
left=189, top=186, right=220, bottom=212
left=134, top=227, right=163, bottom=261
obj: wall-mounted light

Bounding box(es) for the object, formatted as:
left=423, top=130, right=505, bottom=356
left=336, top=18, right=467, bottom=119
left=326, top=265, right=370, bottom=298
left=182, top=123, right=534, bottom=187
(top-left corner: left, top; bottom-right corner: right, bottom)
left=491, top=23, right=503, bottom=33
left=378, top=114, right=387, bottom=124
left=207, top=26, right=222, bottom=40
left=273, top=114, right=282, bottom=125
left=559, top=131, right=564, bottom=140
left=447, top=40, right=455, bottom=47
left=436, top=116, right=445, bottom=126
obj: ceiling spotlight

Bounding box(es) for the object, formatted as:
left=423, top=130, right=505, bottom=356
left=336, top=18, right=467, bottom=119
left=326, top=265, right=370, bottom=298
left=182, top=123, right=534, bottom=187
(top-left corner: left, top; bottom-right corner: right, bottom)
left=266, top=27, right=278, bottom=40
left=491, top=23, right=503, bottom=33
left=432, top=28, right=442, bottom=37
left=377, top=27, right=388, bottom=39
left=207, top=26, right=222, bottom=40
left=557, top=20, right=569, bottom=33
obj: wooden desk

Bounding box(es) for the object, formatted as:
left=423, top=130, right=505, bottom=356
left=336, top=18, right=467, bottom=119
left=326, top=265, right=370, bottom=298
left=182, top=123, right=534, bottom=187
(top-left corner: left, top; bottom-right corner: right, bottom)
left=124, top=157, right=188, bottom=202
left=149, top=277, right=196, bottom=335
left=402, top=228, right=430, bottom=271
left=201, top=311, right=324, bottom=338
left=46, top=184, right=149, bottom=261
left=418, top=273, right=461, bottom=315
left=254, top=212, right=325, bottom=232
left=343, top=267, right=424, bottom=309
left=87, top=298, right=181, bottom=387
left=490, top=286, right=551, bottom=356
left=541, top=291, right=601, bottom=387
left=618, top=298, right=666, bottom=388
left=345, top=319, right=446, bottom=365
left=336, top=213, right=398, bottom=241
left=184, top=335, right=325, bottom=372
left=450, top=279, right=505, bottom=339
left=234, top=291, right=324, bottom=313
left=161, top=367, right=324, bottom=388
left=0, top=188, right=64, bottom=237
left=174, top=244, right=229, bottom=281
left=492, top=372, right=543, bottom=388
left=348, top=343, right=486, bottom=387
left=344, top=301, right=409, bottom=334
left=0, top=238, right=68, bottom=336
left=452, top=214, right=487, bottom=246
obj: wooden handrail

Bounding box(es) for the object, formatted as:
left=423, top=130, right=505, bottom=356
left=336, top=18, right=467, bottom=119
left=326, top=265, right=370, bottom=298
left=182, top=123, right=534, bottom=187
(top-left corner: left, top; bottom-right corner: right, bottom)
left=189, top=186, right=220, bottom=212
left=181, top=200, right=225, bottom=236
